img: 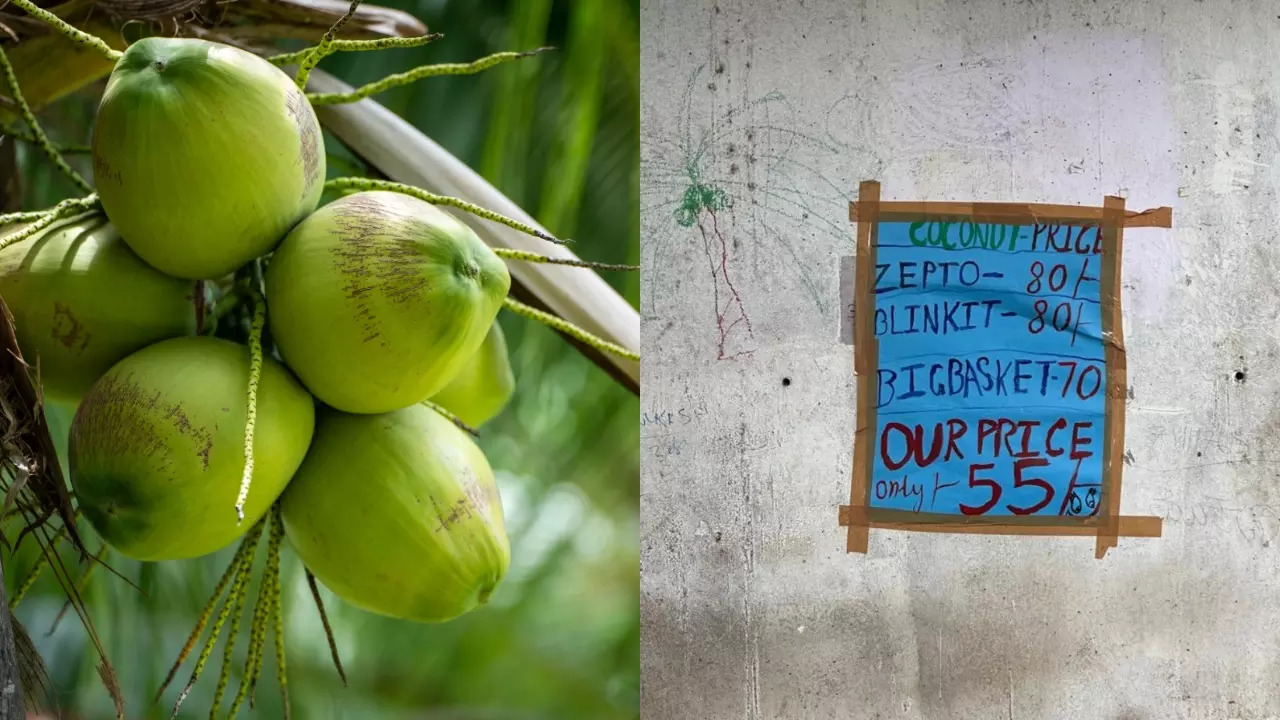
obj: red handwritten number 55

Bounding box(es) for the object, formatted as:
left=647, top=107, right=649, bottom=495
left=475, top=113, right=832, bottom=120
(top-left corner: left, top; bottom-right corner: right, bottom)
left=958, top=459, right=1055, bottom=516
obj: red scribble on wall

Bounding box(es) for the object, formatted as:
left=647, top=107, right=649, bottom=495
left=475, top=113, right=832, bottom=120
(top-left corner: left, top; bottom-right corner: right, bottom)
left=697, top=207, right=753, bottom=360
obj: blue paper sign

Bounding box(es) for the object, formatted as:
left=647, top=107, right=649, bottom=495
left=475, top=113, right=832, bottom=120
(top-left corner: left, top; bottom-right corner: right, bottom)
left=869, top=220, right=1107, bottom=519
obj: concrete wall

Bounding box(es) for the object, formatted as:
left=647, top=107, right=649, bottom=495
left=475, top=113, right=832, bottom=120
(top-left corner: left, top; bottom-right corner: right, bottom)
left=639, top=1, right=1280, bottom=718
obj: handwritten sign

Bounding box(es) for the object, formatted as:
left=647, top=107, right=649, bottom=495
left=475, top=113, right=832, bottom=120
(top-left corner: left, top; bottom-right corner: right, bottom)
left=838, top=181, right=1172, bottom=558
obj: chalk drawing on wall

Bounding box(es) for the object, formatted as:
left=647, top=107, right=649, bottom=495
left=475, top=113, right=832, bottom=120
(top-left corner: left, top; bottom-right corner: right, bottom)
left=640, top=63, right=856, bottom=359
left=839, top=180, right=1174, bottom=558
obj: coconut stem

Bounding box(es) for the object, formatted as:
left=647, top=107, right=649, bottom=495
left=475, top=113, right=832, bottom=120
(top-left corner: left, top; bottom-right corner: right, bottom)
left=0, top=195, right=99, bottom=251
left=305, top=47, right=552, bottom=106
left=293, top=0, right=363, bottom=89
left=421, top=400, right=479, bottom=438
left=305, top=569, right=347, bottom=686
left=205, top=536, right=259, bottom=720
left=324, top=177, right=565, bottom=245
left=493, top=248, right=638, bottom=271
left=0, top=208, right=52, bottom=228
left=152, top=530, right=253, bottom=707
left=234, top=288, right=267, bottom=524
left=4, top=0, right=122, bottom=61
left=502, top=297, right=640, bottom=362
left=169, top=518, right=265, bottom=720
left=269, top=33, right=443, bottom=66
left=226, top=518, right=279, bottom=718
left=268, top=506, right=290, bottom=720
left=0, top=47, right=92, bottom=193
left=245, top=507, right=286, bottom=710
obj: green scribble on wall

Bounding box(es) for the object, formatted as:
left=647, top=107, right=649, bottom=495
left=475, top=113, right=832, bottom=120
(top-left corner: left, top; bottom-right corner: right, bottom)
left=674, top=165, right=730, bottom=227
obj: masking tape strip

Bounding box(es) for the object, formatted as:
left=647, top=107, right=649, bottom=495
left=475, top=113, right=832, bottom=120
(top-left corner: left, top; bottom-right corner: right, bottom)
left=1096, top=195, right=1130, bottom=558
left=845, top=180, right=880, bottom=554
left=838, top=505, right=1162, bottom=537
left=849, top=201, right=1172, bottom=228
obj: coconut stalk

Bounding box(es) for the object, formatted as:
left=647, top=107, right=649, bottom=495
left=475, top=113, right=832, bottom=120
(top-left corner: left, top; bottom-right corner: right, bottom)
left=305, top=70, right=640, bottom=395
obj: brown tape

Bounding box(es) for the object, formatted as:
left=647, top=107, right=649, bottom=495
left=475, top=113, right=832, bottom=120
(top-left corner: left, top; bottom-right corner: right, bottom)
left=846, top=506, right=1102, bottom=528
left=849, top=201, right=1173, bottom=228
left=838, top=505, right=1161, bottom=537
left=845, top=180, right=880, bottom=554
left=1095, top=195, right=1130, bottom=558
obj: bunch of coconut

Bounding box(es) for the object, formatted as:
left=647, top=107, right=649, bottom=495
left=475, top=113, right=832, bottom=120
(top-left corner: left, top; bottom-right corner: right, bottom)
left=1, top=37, right=527, bottom=624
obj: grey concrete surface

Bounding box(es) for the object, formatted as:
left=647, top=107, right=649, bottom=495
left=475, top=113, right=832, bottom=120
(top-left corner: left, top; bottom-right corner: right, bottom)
left=639, top=1, right=1280, bottom=718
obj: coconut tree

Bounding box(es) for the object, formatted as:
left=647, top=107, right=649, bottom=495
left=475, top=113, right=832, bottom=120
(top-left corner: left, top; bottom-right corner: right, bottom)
left=0, top=1, right=640, bottom=717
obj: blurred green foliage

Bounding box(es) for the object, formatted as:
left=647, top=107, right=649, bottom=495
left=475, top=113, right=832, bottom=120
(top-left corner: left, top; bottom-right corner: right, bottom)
left=6, top=0, right=638, bottom=717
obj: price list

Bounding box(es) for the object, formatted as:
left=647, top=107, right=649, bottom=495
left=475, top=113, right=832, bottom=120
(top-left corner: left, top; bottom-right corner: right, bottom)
left=868, top=220, right=1107, bottom=518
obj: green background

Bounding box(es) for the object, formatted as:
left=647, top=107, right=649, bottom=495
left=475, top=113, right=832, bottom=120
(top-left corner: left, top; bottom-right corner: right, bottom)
left=7, top=0, right=639, bottom=717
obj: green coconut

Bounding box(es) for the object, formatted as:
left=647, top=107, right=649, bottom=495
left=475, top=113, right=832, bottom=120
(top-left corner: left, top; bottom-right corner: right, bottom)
left=0, top=212, right=201, bottom=404
left=266, top=190, right=510, bottom=414
left=91, top=37, right=325, bottom=279
left=281, top=403, right=509, bottom=623
left=69, top=336, right=315, bottom=561
left=428, top=321, right=515, bottom=428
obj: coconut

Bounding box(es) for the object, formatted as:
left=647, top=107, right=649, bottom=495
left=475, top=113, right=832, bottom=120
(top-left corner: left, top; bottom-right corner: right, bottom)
left=265, top=191, right=510, bottom=414
left=91, top=37, right=325, bottom=279
left=428, top=321, right=515, bottom=428
left=281, top=403, right=509, bottom=623
left=69, top=336, right=315, bottom=561
left=0, top=212, right=201, bottom=404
